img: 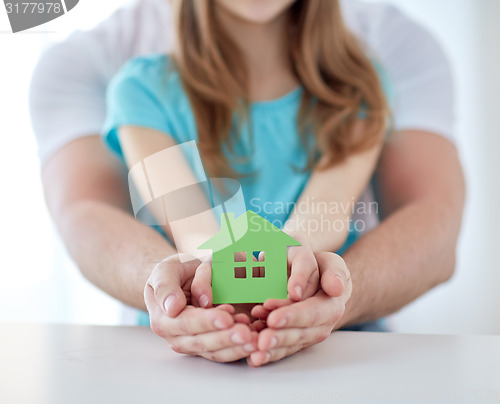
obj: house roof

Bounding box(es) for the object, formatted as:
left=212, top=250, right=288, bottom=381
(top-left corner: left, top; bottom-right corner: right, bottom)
left=198, top=210, right=300, bottom=251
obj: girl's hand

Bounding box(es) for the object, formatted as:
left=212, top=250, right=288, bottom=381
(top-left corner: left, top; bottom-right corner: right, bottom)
left=286, top=241, right=320, bottom=301
left=190, top=243, right=319, bottom=313
left=144, top=254, right=258, bottom=362
left=248, top=252, right=352, bottom=367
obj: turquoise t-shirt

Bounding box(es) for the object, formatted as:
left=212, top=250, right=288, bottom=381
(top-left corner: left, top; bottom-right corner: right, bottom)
left=102, top=54, right=384, bottom=243
left=102, top=54, right=389, bottom=325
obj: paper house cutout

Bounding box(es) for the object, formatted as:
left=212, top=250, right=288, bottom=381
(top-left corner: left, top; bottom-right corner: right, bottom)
left=198, top=210, right=301, bottom=304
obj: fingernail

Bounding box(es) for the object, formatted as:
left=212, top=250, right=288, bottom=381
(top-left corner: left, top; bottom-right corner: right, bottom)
left=276, top=318, right=287, bottom=328
left=270, top=336, right=278, bottom=348
left=231, top=333, right=245, bottom=344
left=294, top=285, right=302, bottom=299
left=244, top=343, right=256, bottom=352
left=214, top=319, right=226, bottom=329
left=199, top=294, right=209, bottom=308
left=164, top=295, right=176, bottom=314
left=264, top=352, right=271, bottom=363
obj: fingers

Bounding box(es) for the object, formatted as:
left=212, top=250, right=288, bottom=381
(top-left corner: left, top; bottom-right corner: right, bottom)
left=199, top=333, right=259, bottom=363
left=145, top=255, right=262, bottom=364
left=170, top=323, right=257, bottom=355
left=251, top=297, right=296, bottom=321
left=250, top=320, right=267, bottom=332
left=287, top=246, right=319, bottom=301
left=191, top=259, right=213, bottom=308
left=246, top=283, right=348, bottom=367
left=146, top=287, right=259, bottom=363
left=173, top=306, right=236, bottom=336
left=149, top=303, right=235, bottom=338
left=266, top=291, right=344, bottom=330
left=249, top=324, right=333, bottom=366
left=250, top=304, right=270, bottom=320
left=233, top=313, right=252, bottom=324
left=215, top=304, right=235, bottom=314
left=315, top=252, right=352, bottom=300
left=262, top=298, right=293, bottom=311
left=244, top=253, right=351, bottom=368
left=248, top=345, right=305, bottom=367
left=146, top=257, right=199, bottom=317
left=257, top=325, right=330, bottom=351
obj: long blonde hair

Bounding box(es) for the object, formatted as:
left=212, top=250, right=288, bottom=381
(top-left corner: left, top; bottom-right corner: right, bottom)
left=171, top=0, right=388, bottom=177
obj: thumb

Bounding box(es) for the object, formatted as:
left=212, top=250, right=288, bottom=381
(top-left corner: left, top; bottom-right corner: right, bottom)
left=191, top=258, right=213, bottom=308
left=145, top=255, right=197, bottom=317
left=315, top=252, right=352, bottom=299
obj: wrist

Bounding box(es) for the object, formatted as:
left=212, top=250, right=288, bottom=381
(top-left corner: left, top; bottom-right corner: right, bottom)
left=333, top=272, right=363, bottom=329
left=283, top=223, right=348, bottom=253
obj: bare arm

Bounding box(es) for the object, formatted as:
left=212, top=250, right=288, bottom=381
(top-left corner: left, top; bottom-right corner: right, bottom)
left=247, top=129, right=465, bottom=366
left=118, top=126, right=220, bottom=258
left=43, top=135, right=263, bottom=361
left=42, top=135, right=177, bottom=311
left=283, top=121, right=382, bottom=252
left=338, top=130, right=465, bottom=326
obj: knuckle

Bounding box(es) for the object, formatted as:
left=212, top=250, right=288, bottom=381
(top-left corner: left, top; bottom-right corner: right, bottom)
left=233, top=323, right=250, bottom=337
left=298, top=257, right=317, bottom=273
left=209, top=348, right=246, bottom=363
left=310, top=260, right=319, bottom=273
left=145, top=276, right=154, bottom=291
left=331, top=306, right=345, bottom=325
left=296, top=331, right=308, bottom=346
left=316, top=330, right=330, bottom=344
left=175, top=316, right=189, bottom=335
left=307, top=272, right=319, bottom=287
left=203, top=352, right=221, bottom=362
left=296, top=271, right=311, bottom=283
left=153, top=282, right=168, bottom=300
left=333, top=255, right=350, bottom=278
left=272, top=348, right=289, bottom=362
left=190, top=339, right=206, bottom=353
left=287, top=345, right=301, bottom=357
left=150, top=320, right=164, bottom=337
left=169, top=343, right=185, bottom=354
left=309, top=309, right=320, bottom=326
left=149, top=267, right=165, bottom=287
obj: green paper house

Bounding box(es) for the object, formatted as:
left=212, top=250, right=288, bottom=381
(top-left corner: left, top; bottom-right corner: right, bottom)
left=198, top=210, right=300, bottom=304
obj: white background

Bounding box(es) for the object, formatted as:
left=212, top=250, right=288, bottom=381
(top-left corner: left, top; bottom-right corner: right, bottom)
left=0, top=0, right=498, bottom=334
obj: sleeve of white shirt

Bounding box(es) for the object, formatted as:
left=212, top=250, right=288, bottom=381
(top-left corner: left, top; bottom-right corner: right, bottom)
left=343, top=1, right=456, bottom=141
left=29, top=0, right=170, bottom=165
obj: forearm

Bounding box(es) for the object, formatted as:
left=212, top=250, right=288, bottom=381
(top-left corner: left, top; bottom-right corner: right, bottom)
left=56, top=200, right=176, bottom=310
left=284, top=142, right=382, bottom=252
left=41, top=137, right=178, bottom=310
left=338, top=194, right=462, bottom=327
left=284, top=212, right=349, bottom=252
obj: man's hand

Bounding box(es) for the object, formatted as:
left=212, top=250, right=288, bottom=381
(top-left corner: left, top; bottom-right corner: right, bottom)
left=248, top=252, right=351, bottom=367
left=144, top=254, right=259, bottom=362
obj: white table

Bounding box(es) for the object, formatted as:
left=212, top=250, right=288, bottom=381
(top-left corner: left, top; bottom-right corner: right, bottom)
left=0, top=323, right=499, bottom=404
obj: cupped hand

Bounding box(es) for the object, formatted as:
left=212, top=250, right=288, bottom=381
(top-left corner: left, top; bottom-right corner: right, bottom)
left=187, top=243, right=324, bottom=361
left=144, top=254, right=258, bottom=362
left=247, top=251, right=352, bottom=367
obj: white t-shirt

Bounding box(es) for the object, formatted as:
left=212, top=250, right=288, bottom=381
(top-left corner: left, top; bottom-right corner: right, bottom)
left=29, top=0, right=455, bottom=166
